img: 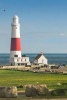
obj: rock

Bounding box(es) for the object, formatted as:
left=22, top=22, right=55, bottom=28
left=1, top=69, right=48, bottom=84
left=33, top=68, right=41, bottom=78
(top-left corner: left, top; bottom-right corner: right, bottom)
left=0, top=86, right=18, bottom=98
left=31, top=85, right=38, bottom=96
left=25, top=84, right=32, bottom=97
left=25, top=85, right=38, bottom=97
left=25, top=84, right=49, bottom=97
left=37, top=84, right=49, bottom=95
left=0, top=87, right=6, bottom=98
left=6, top=86, right=18, bottom=98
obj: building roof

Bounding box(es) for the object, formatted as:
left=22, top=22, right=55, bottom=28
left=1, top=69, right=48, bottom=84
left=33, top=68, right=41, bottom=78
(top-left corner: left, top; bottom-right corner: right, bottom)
left=34, top=53, right=43, bottom=60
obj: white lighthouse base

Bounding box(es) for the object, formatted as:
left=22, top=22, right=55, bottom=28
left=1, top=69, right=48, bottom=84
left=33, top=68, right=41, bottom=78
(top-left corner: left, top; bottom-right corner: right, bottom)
left=10, top=56, right=31, bottom=66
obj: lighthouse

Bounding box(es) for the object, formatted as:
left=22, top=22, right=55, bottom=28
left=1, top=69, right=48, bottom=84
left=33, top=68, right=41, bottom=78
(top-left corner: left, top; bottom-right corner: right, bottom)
left=10, top=15, right=30, bottom=66
left=10, top=15, right=21, bottom=57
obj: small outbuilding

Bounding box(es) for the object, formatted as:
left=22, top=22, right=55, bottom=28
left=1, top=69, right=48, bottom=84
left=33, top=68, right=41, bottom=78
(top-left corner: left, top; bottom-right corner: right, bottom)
left=34, top=53, right=48, bottom=65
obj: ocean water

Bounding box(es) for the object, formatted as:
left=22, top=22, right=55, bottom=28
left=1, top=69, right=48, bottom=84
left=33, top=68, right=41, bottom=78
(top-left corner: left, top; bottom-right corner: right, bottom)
left=0, top=53, right=67, bottom=65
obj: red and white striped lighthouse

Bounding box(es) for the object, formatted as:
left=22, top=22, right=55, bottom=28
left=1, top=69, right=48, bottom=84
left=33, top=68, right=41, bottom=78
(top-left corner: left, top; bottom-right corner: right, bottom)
left=10, top=15, right=21, bottom=65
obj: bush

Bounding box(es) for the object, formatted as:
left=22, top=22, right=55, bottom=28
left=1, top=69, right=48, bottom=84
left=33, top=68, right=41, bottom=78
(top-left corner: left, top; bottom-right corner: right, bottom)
left=51, top=89, right=65, bottom=96
left=62, top=83, right=67, bottom=85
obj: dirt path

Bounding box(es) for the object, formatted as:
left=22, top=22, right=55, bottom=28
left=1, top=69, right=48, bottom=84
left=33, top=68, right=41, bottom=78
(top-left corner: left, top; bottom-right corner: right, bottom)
left=0, top=91, right=66, bottom=100
left=17, top=91, right=67, bottom=100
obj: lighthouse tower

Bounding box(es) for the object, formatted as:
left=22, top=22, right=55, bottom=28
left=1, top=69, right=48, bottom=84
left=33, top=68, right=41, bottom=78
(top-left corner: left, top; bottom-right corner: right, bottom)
left=10, top=15, right=21, bottom=65
left=10, top=15, right=31, bottom=66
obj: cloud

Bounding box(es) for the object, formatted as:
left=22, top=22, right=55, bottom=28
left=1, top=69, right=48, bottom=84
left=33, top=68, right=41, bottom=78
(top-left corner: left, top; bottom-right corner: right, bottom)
left=60, top=33, right=64, bottom=36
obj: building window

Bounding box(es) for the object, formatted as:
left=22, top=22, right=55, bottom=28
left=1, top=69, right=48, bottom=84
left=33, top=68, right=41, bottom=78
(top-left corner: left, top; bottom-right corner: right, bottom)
left=18, top=63, right=20, bottom=66
left=17, top=59, right=19, bottom=61
left=11, top=63, right=12, bottom=66
left=21, top=63, right=24, bottom=65
left=21, top=59, right=23, bottom=61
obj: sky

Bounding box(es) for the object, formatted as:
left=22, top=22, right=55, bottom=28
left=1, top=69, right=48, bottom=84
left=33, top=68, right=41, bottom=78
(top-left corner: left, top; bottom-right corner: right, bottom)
left=0, top=0, right=67, bottom=53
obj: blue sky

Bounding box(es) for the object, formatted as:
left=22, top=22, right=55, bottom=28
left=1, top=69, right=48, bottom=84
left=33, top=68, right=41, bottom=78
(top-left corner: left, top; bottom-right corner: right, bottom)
left=0, top=0, right=67, bottom=53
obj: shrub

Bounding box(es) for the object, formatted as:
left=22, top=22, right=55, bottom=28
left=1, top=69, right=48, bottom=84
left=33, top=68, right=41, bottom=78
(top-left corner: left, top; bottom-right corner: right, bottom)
left=51, top=89, right=65, bottom=96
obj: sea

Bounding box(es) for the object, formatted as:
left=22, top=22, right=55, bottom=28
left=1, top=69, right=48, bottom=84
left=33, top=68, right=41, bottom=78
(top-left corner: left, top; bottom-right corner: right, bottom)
left=0, top=53, right=67, bottom=65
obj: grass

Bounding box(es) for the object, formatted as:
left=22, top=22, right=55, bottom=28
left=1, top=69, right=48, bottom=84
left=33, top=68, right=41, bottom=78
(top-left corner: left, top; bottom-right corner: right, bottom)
left=0, top=69, right=67, bottom=89
left=0, top=69, right=67, bottom=99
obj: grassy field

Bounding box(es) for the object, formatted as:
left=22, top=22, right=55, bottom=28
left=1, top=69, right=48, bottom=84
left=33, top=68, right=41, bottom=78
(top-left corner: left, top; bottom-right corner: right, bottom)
left=0, top=69, right=67, bottom=89
left=0, top=69, right=67, bottom=99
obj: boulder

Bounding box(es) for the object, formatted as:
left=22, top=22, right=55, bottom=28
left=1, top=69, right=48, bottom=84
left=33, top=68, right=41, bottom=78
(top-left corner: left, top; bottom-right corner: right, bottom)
left=6, top=86, right=18, bottom=98
left=0, top=87, right=6, bottom=98
left=25, top=84, right=49, bottom=97
left=31, top=85, right=38, bottom=96
left=25, top=84, right=32, bottom=97
left=36, top=84, right=49, bottom=95
left=0, top=86, right=18, bottom=98
left=25, top=85, right=38, bottom=97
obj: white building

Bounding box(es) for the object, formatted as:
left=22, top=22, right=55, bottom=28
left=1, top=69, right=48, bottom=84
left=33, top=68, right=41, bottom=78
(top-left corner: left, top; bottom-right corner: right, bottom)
left=10, top=55, right=31, bottom=66
left=34, top=53, right=48, bottom=65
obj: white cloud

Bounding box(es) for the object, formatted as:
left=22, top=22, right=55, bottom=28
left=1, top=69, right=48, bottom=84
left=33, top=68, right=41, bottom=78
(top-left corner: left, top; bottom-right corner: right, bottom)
left=60, top=33, right=64, bottom=36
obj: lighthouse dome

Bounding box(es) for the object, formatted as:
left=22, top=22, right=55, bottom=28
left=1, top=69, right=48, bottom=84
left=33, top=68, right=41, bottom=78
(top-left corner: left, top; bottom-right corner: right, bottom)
left=12, top=15, right=19, bottom=25
left=14, top=15, right=18, bottom=19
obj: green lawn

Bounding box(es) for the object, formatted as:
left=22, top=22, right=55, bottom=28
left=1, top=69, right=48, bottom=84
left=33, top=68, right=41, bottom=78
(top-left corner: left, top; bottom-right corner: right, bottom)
left=0, top=70, right=67, bottom=89
left=0, top=69, right=67, bottom=99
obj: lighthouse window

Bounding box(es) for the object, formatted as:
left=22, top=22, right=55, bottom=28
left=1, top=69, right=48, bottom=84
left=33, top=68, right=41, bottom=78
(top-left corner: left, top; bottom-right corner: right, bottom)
left=14, top=55, right=18, bottom=57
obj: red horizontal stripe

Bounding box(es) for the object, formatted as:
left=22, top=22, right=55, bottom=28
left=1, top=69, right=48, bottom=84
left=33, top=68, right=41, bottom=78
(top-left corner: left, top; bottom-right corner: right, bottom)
left=10, top=38, right=21, bottom=51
